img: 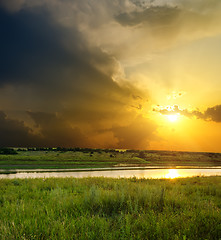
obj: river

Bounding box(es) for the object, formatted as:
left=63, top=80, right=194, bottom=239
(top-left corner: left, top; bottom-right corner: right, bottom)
left=0, top=167, right=221, bottom=179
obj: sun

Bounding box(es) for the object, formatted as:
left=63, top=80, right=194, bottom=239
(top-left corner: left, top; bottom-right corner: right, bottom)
left=166, top=114, right=179, bottom=122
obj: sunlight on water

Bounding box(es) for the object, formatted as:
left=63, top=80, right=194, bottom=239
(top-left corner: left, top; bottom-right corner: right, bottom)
left=165, top=169, right=180, bottom=179
left=0, top=168, right=221, bottom=179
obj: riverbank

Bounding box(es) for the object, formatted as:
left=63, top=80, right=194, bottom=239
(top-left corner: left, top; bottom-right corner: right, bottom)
left=1, top=149, right=221, bottom=170
left=1, top=176, right=221, bottom=239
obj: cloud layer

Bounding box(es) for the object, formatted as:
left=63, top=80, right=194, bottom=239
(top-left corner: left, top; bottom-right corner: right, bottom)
left=0, top=2, right=155, bottom=148
left=0, top=0, right=220, bottom=150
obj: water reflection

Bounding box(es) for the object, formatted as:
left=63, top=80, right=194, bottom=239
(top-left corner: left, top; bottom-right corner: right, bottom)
left=165, top=169, right=180, bottom=179
left=0, top=168, right=221, bottom=179
left=141, top=168, right=221, bottom=179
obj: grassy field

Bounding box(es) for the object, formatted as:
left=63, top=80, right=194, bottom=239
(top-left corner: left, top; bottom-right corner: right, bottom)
left=0, top=148, right=221, bottom=170
left=0, top=176, right=221, bottom=239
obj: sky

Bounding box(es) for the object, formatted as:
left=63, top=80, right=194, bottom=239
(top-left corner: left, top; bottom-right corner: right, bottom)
left=0, top=0, right=220, bottom=152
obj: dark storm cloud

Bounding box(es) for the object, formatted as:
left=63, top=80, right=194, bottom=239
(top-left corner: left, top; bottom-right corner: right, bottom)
left=0, top=111, right=40, bottom=147
left=154, top=105, right=221, bottom=123
left=0, top=3, right=140, bottom=110
left=0, top=110, right=90, bottom=148
left=0, top=6, right=74, bottom=87
left=2, top=6, right=121, bottom=98
left=116, top=6, right=180, bottom=27
left=0, top=0, right=25, bottom=12
left=115, top=1, right=221, bottom=48
left=27, top=111, right=89, bottom=147
left=0, top=0, right=156, bottom=148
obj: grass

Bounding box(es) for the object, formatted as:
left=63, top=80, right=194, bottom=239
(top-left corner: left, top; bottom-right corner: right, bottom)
left=0, top=176, right=221, bottom=239
left=0, top=149, right=221, bottom=170
left=0, top=150, right=147, bottom=170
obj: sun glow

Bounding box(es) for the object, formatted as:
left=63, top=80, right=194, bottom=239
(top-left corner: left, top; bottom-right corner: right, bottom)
left=166, top=114, right=179, bottom=122
left=165, top=169, right=180, bottom=179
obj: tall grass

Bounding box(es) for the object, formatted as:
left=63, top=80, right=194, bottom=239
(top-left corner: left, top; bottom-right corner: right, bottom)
left=0, top=177, right=221, bottom=239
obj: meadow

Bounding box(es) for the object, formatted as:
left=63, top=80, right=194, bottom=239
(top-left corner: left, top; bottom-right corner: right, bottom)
left=0, top=176, right=221, bottom=240
left=0, top=148, right=221, bottom=171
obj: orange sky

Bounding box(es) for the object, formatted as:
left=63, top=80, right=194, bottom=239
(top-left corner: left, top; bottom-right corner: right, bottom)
left=0, top=0, right=220, bottom=152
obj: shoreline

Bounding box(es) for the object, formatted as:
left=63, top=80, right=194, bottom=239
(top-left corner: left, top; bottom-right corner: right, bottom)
left=1, top=165, right=221, bottom=174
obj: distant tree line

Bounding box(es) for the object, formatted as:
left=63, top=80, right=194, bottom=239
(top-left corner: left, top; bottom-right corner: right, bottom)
left=0, top=148, right=18, bottom=155
left=15, top=147, right=126, bottom=154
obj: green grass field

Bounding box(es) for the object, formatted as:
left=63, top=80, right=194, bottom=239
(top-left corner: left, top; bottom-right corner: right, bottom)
left=0, top=176, right=221, bottom=239
left=0, top=149, right=221, bottom=170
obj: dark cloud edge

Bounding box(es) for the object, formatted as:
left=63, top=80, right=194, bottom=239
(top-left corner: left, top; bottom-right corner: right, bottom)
left=153, top=104, right=221, bottom=123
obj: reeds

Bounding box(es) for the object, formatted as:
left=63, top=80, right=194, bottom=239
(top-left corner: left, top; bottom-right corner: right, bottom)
left=0, top=176, right=221, bottom=239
